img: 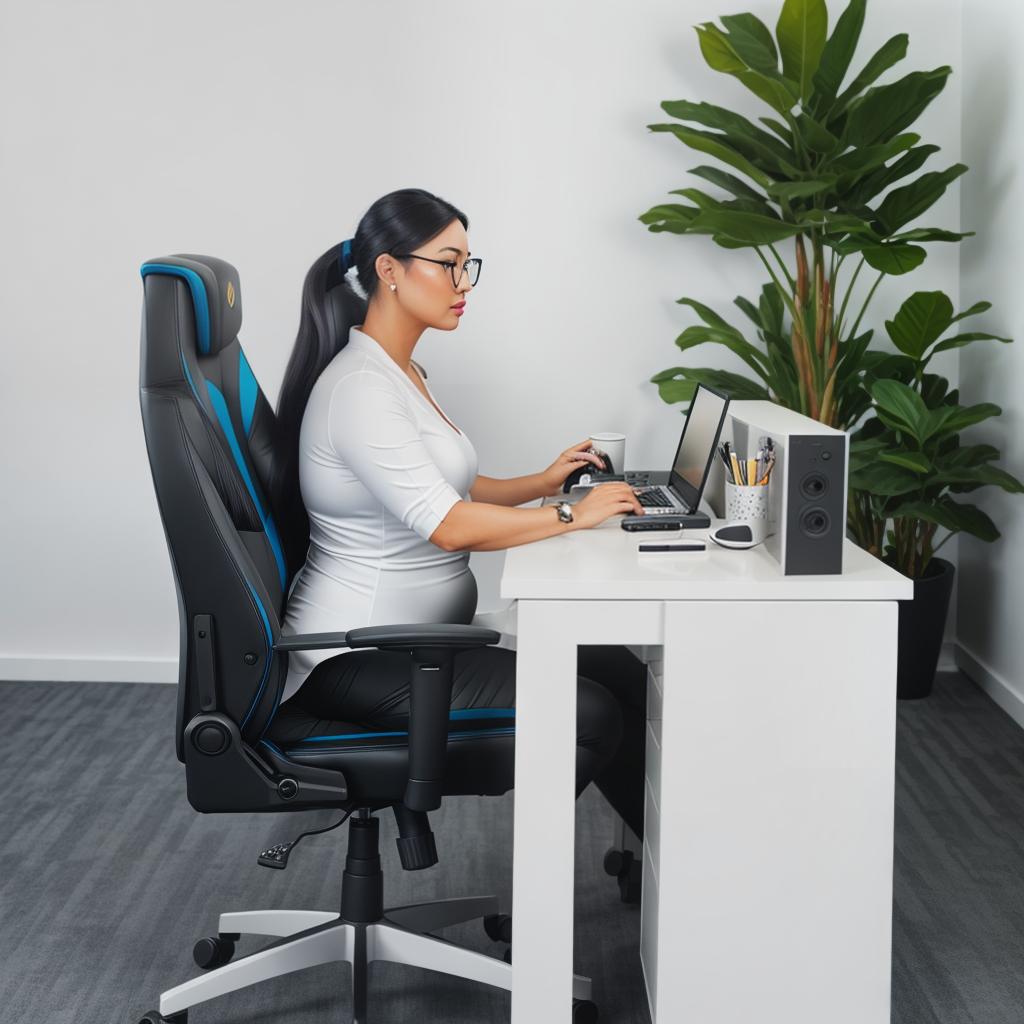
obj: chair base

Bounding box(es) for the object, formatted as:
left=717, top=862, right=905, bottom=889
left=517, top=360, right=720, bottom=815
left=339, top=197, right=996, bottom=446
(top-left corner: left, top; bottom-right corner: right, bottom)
left=153, top=899, right=592, bottom=1022
left=144, top=814, right=594, bottom=1022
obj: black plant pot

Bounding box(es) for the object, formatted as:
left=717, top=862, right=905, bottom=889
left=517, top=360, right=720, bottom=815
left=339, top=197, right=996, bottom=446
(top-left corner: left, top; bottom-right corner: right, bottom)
left=896, top=556, right=955, bottom=700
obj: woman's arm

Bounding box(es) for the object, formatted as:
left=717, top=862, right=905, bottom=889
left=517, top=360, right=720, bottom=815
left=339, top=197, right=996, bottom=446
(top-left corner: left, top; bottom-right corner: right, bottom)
left=469, top=473, right=559, bottom=507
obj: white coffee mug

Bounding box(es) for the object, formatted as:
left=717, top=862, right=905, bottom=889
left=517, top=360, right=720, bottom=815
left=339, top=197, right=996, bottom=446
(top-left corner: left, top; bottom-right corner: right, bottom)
left=589, top=432, right=626, bottom=474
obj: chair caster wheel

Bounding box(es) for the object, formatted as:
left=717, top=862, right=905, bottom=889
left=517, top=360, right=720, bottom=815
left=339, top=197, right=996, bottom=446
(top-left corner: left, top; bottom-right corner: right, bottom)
left=483, top=912, right=513, bottom=944
left=603, top=847, right=628, bottom=877
left=573, top=997, right=599, bottom=1023
left=192, top=934, right=236, bottom=970
left=603, top=847, right=641, bottom=904
left=138, top=1011, right=187, bottom=1024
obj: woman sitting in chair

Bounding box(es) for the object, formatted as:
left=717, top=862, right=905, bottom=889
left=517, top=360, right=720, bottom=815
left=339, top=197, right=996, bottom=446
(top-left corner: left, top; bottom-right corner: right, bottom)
left=270, top=187, right=648, bottom=859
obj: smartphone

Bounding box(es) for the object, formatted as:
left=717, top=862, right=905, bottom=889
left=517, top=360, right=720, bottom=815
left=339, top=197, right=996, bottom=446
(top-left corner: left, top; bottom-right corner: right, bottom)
left=638, top=542, right=706, bottom=552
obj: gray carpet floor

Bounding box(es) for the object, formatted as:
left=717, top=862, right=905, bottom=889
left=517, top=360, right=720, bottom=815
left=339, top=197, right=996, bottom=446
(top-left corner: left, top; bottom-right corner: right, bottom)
left=2, top=669, right=1024, bottom=1023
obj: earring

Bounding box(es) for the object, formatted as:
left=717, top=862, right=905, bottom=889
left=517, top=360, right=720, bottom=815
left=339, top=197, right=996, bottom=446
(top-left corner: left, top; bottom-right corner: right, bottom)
left=390, top=283, right=396, bottom=292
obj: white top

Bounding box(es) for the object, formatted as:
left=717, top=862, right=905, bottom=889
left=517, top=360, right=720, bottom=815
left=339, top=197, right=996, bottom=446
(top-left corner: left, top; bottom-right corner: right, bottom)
left=280, top=325, right=479, bottom=703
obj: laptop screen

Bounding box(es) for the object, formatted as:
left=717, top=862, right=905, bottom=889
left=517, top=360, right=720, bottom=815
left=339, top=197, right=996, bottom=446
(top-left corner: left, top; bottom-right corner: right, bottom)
left=668, top=384, right=730, bottom=511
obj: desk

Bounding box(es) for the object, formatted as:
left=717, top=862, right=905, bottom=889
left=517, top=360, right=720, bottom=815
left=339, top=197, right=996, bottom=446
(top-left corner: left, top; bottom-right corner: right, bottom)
left=498, top=511, right=912, bottom=1024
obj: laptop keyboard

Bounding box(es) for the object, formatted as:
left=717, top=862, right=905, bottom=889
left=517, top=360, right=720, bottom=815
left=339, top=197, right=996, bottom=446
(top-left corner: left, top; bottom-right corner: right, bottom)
left=636, top=488, right=674, bottom=508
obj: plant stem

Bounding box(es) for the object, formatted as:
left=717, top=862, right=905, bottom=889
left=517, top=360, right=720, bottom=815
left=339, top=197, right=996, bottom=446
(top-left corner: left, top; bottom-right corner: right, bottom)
left=849, top=270, right=886, bottom=342
left=767, top=243, right=796, bottom=291
left=834, top=256, right=865, bottom=341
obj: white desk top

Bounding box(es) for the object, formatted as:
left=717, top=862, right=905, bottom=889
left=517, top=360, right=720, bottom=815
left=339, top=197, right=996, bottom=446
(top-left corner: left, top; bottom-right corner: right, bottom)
left=499, top=515, right=912, bottom=602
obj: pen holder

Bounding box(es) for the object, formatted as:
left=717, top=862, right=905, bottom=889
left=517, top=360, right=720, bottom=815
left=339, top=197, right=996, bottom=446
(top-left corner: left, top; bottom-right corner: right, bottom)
left=724, top=480, right=769, bottom=522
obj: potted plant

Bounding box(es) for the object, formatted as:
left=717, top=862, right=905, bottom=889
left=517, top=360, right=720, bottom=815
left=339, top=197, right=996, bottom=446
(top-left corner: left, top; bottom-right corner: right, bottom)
left=847, top=290, right=1022, bottom=697
left=639, top=0, right=969, bottom=429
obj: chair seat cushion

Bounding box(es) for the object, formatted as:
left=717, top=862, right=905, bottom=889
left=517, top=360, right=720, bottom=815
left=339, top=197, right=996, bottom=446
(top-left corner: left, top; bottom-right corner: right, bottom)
left=263, top=647, right=519, bottom=803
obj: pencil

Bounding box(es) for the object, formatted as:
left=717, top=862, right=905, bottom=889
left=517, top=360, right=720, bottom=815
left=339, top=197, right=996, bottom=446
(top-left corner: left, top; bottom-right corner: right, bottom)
left=730, top=451, right=742, bottom=485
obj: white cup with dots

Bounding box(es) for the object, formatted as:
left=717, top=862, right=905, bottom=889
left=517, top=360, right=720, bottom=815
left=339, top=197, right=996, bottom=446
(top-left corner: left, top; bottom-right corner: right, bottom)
left=724, top=480, right=769, bottom=522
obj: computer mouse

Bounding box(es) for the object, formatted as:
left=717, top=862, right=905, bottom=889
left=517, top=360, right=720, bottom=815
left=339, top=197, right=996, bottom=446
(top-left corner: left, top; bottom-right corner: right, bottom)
left=708, top=519, right=769, bottom=549
left=563, top=449, right=614, bottom=493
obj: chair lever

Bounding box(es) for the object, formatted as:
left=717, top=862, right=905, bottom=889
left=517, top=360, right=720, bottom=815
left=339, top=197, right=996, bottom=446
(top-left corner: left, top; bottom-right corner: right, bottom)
left=192, top=614, right=217, bottom=712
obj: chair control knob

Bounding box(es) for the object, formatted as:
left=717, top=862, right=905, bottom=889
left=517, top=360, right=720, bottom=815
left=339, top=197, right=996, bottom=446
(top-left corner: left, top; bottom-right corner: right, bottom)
left=192, top=721, right=229, bottom=756
left=277, top=778, right=299, bottom=800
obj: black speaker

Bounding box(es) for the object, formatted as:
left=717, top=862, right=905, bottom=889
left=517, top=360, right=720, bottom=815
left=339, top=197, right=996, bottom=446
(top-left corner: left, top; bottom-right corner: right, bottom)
left=781, top=434, right=846, bottom=574
left=713, top=402, right=849, bottom=575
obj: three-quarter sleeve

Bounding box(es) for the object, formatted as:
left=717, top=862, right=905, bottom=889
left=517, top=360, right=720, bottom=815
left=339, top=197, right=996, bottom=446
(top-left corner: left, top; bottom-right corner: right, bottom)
left=326, top=369, right=464, bottom=542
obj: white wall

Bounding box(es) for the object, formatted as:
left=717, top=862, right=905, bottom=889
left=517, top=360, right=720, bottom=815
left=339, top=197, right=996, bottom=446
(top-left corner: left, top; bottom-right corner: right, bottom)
left=957, top=0, right=1024, bottom=723
left=0, top=0, right=962, bottom=682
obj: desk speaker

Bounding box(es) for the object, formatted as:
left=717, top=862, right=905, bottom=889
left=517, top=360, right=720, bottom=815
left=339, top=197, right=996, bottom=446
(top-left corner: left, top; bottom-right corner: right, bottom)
left=708, top=401, right=849, bottom=575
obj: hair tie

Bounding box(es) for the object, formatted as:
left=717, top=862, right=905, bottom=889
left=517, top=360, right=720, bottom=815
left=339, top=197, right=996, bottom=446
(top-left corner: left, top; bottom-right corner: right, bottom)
left=339, top=237, right=354, bottom=273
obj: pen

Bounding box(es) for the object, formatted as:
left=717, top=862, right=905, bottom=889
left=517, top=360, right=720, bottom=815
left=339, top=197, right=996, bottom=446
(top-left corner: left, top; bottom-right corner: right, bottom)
left=730, top=451, right=743, bottom=485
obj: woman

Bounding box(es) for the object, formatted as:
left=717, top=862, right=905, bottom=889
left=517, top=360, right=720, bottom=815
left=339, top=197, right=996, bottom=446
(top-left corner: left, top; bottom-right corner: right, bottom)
left=270, top=188, right=648, bottom=845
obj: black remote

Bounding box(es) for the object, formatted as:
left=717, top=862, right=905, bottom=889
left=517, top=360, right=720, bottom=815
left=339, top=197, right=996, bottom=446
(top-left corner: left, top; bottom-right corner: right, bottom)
left=258, top=842, right=293, bottom=869
left=638, top=542, right=706, bottom=552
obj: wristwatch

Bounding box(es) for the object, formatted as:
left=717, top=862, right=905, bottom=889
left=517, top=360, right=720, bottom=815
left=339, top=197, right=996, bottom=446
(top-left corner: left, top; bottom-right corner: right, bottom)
left=555, top=501, right=574, bottom=525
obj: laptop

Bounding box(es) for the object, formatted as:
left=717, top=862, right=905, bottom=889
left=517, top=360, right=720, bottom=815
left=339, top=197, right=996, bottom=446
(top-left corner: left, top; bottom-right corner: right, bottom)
left=572, top=383, right=730, bottom=516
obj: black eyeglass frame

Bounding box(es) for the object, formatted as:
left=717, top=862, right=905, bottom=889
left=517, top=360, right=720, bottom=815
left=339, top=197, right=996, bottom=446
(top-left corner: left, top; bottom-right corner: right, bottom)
left=391, top=253, right=483, bottom=289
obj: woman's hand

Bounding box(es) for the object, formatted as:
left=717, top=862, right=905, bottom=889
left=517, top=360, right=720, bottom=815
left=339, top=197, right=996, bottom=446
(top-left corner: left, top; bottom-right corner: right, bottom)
left=571, top=483, right=645, bottom=529
left=538, top=440, right=609, bottom=498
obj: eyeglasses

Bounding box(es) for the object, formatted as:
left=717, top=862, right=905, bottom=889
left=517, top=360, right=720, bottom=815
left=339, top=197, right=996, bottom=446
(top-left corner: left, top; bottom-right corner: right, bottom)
left=391, top=253, right=483, bottom=289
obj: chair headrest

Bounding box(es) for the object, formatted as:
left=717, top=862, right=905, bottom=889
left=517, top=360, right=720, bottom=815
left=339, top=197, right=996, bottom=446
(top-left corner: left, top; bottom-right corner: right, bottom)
left=139, top=254, right=242, bottom=356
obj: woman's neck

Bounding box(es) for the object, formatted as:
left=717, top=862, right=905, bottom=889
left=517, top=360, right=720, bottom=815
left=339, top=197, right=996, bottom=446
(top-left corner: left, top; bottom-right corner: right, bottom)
left=359, top=302, right=426, bottom=373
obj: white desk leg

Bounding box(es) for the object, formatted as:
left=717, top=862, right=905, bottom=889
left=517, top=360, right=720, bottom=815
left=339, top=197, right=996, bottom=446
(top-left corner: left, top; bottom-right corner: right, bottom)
left=511, top=599, right=578, bottom=1024
left=654, top=600, right=897, bottom=1024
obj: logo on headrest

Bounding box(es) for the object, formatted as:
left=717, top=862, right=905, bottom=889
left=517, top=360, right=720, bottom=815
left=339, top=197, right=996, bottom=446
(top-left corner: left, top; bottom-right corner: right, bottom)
left=226, top=281, right=236, bottom=308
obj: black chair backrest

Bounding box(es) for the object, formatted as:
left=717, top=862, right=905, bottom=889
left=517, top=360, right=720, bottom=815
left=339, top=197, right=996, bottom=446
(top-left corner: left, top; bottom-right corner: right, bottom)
left=138, top=254, right=307, bottom=761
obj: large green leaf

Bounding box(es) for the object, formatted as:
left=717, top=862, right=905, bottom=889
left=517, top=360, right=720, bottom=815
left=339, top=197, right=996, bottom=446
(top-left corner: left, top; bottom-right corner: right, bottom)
left=861, top=243, right=926, bottom=274
left=844, top=67, right=952, bottom=148
left=638, top=203, right=701, bottom=234
left=650, top=367, right=770, bottom=405
left=831, top=34, right=909, bottom=115
left=776, top=0, right=828, bottom=101
left=887, top=499, right=999, bottom=542
left=933, top=465, right=1024, bottom=493
left=674, top=325, right=771, bottom=377
left=931, top=331, right=1013, bottom=356
left=660, top=100, right=795, bottom=167
left=879, top=450, right=932, bottom=474
left=719, top=13, right=780, bottom=75
left=809, top=0, right=865, bottom=115
left=937, top=402, right=1003, bottom=435
left=950, top=300, right=992, bottom=324
left=688, top=209, right=805, bottom=245
left=647, top=123, right=774, bottom=187
left=696, top=24, right=800, bottom=114
left=871, top=379, right=929, bottom=438
left=885, top=291, right=954, bottom=358
left=831, top=133, right=920, bottom=189
left=765, top=178, right=835, bottom=199
left=892, top=227, right=972, bottom=243
left=849, top=461, right=920, bottom=496
left=847, top=144, right=940, bottom=205
left=792, top=112, right=841, bottom=154
left=687, top=165, right=766, bottom=202
left=936, top=444, right=1000, bottom=468
left=874, top=163, right=968, bottom=234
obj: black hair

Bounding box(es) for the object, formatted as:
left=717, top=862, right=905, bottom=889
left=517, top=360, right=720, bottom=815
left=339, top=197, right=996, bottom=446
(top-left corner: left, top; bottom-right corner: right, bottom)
left=270, top=187, right=469, bottom=566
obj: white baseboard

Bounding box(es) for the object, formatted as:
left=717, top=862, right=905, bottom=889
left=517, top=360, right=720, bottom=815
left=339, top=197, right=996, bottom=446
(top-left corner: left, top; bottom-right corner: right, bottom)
left=955, top=641, right=1024, bottom=730
left=0, top=655, right=177, bottom=684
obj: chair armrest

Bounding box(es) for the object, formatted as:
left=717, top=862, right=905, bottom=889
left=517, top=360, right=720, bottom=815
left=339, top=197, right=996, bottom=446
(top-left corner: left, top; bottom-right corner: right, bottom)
left=273, top=632, right=350, bottom=652
left=277, top=623, right=501, bottom=812
left=345, top=623, right=500, bottom=650
left=346, top=624, right=501, bottom=811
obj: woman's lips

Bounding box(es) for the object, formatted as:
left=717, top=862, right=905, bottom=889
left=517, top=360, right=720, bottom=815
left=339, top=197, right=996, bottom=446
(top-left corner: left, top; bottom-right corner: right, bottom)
left=451, top=304, right=465, bottom=315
